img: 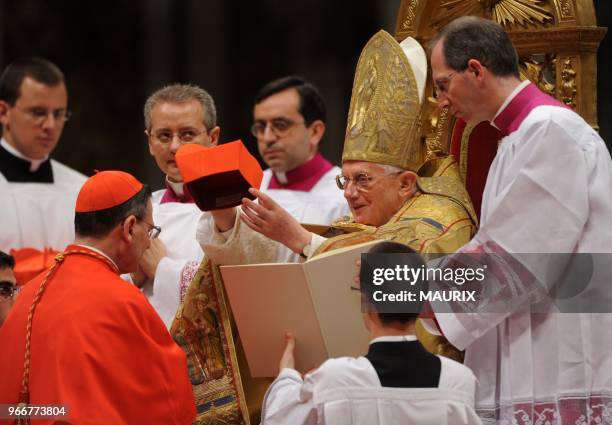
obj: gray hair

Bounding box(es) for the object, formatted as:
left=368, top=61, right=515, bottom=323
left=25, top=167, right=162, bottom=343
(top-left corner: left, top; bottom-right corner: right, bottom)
left=144, top=83, right=217, bottom=131
left=429, top=16, right=519, bottom=78
left=377, top=164, right=406, bottom=174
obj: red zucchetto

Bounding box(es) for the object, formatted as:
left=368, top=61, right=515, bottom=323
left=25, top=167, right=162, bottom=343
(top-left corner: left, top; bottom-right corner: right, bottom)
left=75, top=170, right=143, bottom=213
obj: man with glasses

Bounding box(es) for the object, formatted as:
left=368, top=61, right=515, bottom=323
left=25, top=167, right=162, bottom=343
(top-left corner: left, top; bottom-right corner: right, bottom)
left=0, top=58, right=86, bottom=283
left=136, top=84, right=219, bottom=328
left=0, top=250, right=18, bottom=327
left=425, top=17, right=612, bottom=424
left=0, top=170, right=196, bottom=424
left=252, top=76, right=348, bottom=242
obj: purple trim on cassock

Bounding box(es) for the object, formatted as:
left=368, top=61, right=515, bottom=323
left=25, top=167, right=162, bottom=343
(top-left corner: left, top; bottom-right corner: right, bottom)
left=492, top=83, right=570, bottom=137
left=159, top=183, right=195, bottom=204
left=267, top=152, right=334, bottom=191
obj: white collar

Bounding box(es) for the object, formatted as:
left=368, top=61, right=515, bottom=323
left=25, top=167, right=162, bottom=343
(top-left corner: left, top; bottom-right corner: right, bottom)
left=73, top=243, right=119, bottom=271
left=1, top=138, right=49, bottom=172
left=490, top=80, right=531, bottom=129
left=369, top=335, right=418, bottom=345
left=274, top=171, right=288, bottom=184
left=165, top=176, right=185, bottom=197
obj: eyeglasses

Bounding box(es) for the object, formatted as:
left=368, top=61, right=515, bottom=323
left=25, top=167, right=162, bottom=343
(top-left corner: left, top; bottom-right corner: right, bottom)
left=146, top=128, right=207, bottom=144
left=0, top=282, right=18, bottom=299
left=17, top=107, right=71, bottom=125
left=433, top=71, right=458, bottom=99
left=250, top=118, right=305, bottom=138
left=335, top=171, right=401, bottom=191
left=138, top=219, right=162, bottom=240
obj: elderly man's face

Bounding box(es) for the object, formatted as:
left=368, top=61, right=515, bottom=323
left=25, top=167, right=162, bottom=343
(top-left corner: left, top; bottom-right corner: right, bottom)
left=253, top=88, right=320, bottom=173
left=147, top=100, right=219, bottom=182
left=0, top=267, right=18, bottom=327
left=340, top=161, right=410, bottom=227
left=0, top=77, right=68, bottom=160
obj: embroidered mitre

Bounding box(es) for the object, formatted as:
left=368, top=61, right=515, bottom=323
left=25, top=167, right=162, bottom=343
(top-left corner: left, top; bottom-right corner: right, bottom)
left=343, top=30, right=427, bottom=171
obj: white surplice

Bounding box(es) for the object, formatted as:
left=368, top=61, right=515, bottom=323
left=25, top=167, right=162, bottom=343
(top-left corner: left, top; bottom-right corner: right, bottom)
left=141, top=189, right=213, bottom=328
left=261, top=337, right=480, bottom=425
left=1, top=158, right=86, bottom=253
left=434, top=85, right=612, bottom=424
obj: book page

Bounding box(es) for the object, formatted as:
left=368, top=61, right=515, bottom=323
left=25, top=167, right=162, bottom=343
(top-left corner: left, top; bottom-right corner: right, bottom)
left=303, top=240, right=377, bottom=358
left=220, top=263, right=328, bottom=377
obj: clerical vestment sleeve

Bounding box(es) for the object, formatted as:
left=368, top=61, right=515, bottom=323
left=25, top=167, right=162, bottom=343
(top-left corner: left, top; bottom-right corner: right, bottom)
left=201, top=210, right=282, bottom=265
left=435, top=115, right=591, bottom=349
left=261, top=368, right=317, bottom=425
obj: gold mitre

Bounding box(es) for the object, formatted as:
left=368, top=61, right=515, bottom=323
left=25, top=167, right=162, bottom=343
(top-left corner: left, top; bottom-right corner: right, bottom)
left=343, top=30, right=427, bottom=170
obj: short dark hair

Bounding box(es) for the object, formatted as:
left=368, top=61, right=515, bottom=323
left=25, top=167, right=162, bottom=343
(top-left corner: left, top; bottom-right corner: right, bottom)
left=254, top=75, right=327, bottom=126
left=430, top=16, right=519, bottom=78
left=360, top=241, right=427, bottom=325
left=0, top=251, right=15, bottom=270
left=74, top=185, right=152, bottom=238
left=0, top=57, right=65, bottom=105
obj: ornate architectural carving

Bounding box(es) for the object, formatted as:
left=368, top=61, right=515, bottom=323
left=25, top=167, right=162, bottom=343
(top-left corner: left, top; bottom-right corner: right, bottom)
left=489, top=0, right=553, bottom=27
left=430, top=0, right=553, bottom=30
left=401, top=0, right=419, bottom=30
left=554, top=0, right=575, bottom=21
left=558, top=57, right=577, bottom=108
left=424, top=97, right=450, bottom=159
left=520, top=54, right=556, bottom=96
left=508, top=27, right=606, bottom=53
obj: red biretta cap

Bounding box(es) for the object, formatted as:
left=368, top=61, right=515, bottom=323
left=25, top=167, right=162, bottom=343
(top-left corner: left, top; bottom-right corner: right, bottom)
left=175, top=140, right=263, bottom=211
left=76, top=170, right=144, bottom=213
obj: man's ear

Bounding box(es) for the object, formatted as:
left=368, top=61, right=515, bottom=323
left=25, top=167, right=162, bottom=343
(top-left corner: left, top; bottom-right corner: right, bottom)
left=208, top=126, right=221, bottom=146
left=121, top=215, right=138, bottom=243
left=145, top=130, right=155, bottom=156
left=0, top=101, right=11, bottom=126
left=308, top=120, right=325, bottom=151
left=398, top=171, right=418, bottom=198
left=467, top=59, right=485, bottom=80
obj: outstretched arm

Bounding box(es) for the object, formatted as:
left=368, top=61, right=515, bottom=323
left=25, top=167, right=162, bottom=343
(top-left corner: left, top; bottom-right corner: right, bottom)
left=240, top=188, right=313, bottom=255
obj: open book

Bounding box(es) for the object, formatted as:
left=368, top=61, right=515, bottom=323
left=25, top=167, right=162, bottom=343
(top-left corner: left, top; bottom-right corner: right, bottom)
left=219, top=240, right=378, bottom=377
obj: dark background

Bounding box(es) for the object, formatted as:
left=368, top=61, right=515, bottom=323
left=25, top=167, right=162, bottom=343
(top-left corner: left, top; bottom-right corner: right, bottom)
left=0, top=1, right=608, bottom=190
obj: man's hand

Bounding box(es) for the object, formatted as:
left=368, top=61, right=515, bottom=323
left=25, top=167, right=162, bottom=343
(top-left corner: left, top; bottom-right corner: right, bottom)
left=139, top=238, right=167, bottom=279
left=241, top=188, right=312, bottom=254
left=210, top=207, right=238, bottom=232
left=279, top=332, right=296, bottom=371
